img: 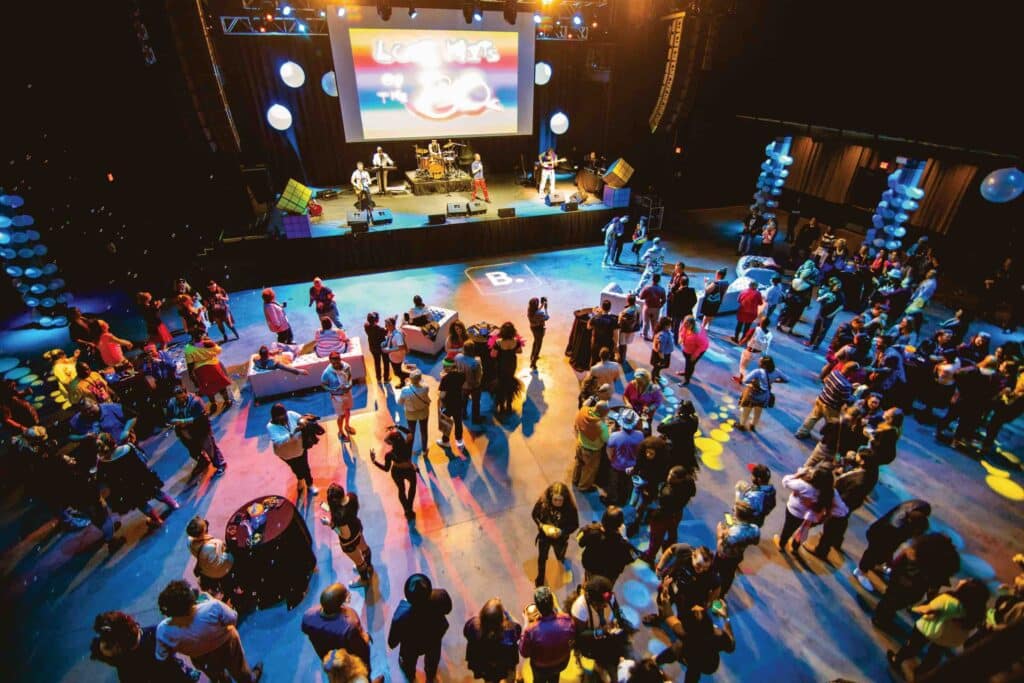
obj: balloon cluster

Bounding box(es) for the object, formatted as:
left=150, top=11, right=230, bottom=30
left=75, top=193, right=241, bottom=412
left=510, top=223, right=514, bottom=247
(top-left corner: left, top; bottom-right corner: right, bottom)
left=0, top=194, right=69, bottom=328
left=866, top=170, right=924, bottom=256
left=752, top=139, right=793, bottom=219
left=980, top=167, right=1024, bottom=204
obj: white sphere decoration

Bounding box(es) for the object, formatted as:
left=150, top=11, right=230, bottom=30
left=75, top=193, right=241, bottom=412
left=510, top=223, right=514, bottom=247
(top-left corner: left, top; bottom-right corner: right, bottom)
left=267, top=104, right=293, bottom=131
left=534, top=62, right=552, bottom=86
left=550, top=112, right=569, bottom=135
left=279, top=61, right=306, bottom=88
left=321, top=71, right=338, bottom=97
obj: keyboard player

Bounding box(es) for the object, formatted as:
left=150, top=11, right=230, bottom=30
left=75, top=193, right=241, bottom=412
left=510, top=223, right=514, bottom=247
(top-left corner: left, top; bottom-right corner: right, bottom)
left=371, top=146, right=395, bottom=194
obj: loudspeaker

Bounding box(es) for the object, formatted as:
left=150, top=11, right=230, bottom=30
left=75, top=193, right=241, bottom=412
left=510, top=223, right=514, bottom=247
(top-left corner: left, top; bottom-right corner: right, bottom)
left=347, top=211, right=369, bottom=233
left=467, top=200, right=487, bottom=215
left=427, top=213, right=447, bottom=225
left=603, top=159, right=634, bottom=189
left=447, top=202, right=468, bottom=216
left=561, top=201, right=579, bottom=212
left=497, top=207, right=516, bottom=218
left=545, top=192, right=565, bottom=206
left=371, top=208, right=393, bottom=224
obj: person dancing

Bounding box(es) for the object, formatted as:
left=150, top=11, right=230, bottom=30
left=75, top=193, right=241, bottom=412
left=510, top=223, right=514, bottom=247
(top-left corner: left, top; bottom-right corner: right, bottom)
left=370, top=424, right=418, bottom=520
left=320, top=483, right=374, bottom=587
left=470, top=153, right=490, bottom=203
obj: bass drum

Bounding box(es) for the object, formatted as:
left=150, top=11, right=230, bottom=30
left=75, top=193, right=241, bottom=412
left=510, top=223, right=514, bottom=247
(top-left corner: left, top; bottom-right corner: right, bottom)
left=428, top=159, right=445, bottom=179
left=577, top=168, right=604, bottom=194
left=417, top=155, right=430, bottom=171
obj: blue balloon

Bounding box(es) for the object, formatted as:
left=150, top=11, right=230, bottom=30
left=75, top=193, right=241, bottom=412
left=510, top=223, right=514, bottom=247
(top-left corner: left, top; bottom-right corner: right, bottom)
left=895, top=212, right=909, bottom=224
left=980, top=167, right=1024, bottom=203
left=770, top=188, right=782, bottom=196
left=872, top=215, right=884, bottom=228
left=882, top=190, right=894, bottom=202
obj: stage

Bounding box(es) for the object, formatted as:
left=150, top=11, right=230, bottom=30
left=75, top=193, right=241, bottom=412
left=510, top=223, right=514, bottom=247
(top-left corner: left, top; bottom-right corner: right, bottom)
left=304, top=173, right=611, bottom=239
left=403, top=169, right=473, bottom=195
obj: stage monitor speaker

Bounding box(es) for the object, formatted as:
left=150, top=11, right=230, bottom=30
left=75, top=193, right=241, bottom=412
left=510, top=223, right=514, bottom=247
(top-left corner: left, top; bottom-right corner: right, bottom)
left=347, top=211, right=369, bottom=234
left=427, top=213, right=447, bottom=225
left=447, top=202, right=468, bottom=216
left=372, top=208, right=393, bottom=224
left=467, top=200, right=488, bottom=215
left=497, top=207, right=516, bottom=218
left=561, top=201, right=579, bottom=212
left=603, top=159, right=634, bottom=189
left=545, top=192, right=565, bottom=206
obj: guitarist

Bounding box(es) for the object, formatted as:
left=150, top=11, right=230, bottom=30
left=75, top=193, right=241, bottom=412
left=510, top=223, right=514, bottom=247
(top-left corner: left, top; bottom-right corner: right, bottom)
left=350, top=161, right=376, bottom=224
left=538, top=148, right=562, bottom=197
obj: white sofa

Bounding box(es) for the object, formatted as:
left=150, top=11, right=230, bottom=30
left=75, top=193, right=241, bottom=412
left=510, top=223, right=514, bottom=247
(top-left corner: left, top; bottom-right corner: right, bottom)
left=402, top=308, right=458, bottom=356
left=247, top=337, right=366, bottom=400
left=599, top=283, right=630, bottom=315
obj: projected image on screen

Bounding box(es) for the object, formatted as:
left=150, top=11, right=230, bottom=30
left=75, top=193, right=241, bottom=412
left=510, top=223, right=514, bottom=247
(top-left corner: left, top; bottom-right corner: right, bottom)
left=328, top=9, right=535, bottom=142
left=352, top=28, right=518, bottom=139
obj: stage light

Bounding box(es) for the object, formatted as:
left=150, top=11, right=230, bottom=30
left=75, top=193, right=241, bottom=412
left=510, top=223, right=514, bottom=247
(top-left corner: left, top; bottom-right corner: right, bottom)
left=318, top=9, right=325, bottom=17
left=337, top=7, right=346, bottom=17
left=592, top=21, right=598, bottom=28
left=297, top=21, right=307, bottom=32
left=474, top=8, right=483, bottom=21
left=409, top=6, right=418, bottom=19
left=550, top=112, right=569, bottom=135
left=573, top=13, right=582, bottom=26
left=533, top=12, right=542, bottom=24
left=281, top=4, right=292, bottom=16
left=106, top=172, right=115, bottom=182
left=322, top=70, right=338, bottom=96
left=377, top=0, right=392, bottom=21
left=266, top=104, right=293, bottom=131
left=279, top=61, right=305, bottom=88
left=264, top=12, right=273, bottom=21
left=534, top=61, right=552, bottom=85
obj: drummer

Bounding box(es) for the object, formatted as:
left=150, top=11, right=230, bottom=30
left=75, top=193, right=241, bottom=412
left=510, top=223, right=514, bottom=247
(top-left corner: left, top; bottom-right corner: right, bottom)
left=428, top=139, right=442, bottom=158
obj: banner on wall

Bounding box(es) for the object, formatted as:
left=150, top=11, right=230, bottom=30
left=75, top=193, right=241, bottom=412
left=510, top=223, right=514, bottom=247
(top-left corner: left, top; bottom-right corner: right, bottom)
left=649, top=12, right=685, bottom=134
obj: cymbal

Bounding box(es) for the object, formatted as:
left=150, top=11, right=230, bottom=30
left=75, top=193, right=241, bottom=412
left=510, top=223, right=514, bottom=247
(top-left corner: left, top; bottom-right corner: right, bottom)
left=443, top=142, right=457, bottom=148
left=414, top=147, right=428, bottom=154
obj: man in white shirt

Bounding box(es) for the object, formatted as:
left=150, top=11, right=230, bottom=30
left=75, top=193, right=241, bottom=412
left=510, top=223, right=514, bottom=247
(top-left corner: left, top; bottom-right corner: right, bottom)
left=156, top=580, right=262, bottom=682
left=470, top=153, right=490, bottom=202
left=538, top=148, right=557, bottom=197
left=321, top=351, right=355, bottom=442
left=372, top=146, right=394, bottom=194
left=428, top=139, right=442, bottom=157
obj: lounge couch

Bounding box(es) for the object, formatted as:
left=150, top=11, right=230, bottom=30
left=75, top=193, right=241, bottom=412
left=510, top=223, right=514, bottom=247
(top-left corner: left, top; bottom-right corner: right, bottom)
left=247, top=337, right=366, bottom=400
left=402, top=307, right=459, bottom=356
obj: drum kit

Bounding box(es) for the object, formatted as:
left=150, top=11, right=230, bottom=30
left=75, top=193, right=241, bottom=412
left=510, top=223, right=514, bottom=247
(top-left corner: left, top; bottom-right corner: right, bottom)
left=414, top=141, right=465, bottom=180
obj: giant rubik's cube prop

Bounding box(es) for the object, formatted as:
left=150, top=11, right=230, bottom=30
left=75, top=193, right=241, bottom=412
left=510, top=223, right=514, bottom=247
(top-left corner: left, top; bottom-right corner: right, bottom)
left=866, top=160, right=926, bottom=256
left=276, top=178, right=312, bottom=215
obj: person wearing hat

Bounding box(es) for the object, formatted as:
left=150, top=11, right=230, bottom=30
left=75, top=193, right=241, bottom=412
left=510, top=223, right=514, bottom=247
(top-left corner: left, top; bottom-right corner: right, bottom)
left=436, top=358, right=466, bottom=451
left=812, top=447, right=880, bottom=560
left=387, top=573, right=452, bottom=682
left=603, top=408, right=644, bottom=506
left=166, top=385, right=227, bottom=478
left=623, top=368, right=663, bottom=420
left=519, top=586, right=576, bottom=683
left=735, top=464, right=777, bottom=527
left=573, top=400, right=610, bottom=491
left=301, top=583, right=371, bottom=668
left=805, top=276, right=845, bottom=350
left=642, top=465, right=697, bottom=566
left=95, top=433, right=179, bottom=528
left=714, top=501, right=761, bottom=595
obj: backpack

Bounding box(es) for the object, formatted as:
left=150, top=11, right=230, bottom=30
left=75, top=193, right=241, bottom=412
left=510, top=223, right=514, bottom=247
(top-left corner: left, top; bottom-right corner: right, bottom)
left=738, top=484, right=776, bottom=523
left=618, top=306, right=640, bottom=333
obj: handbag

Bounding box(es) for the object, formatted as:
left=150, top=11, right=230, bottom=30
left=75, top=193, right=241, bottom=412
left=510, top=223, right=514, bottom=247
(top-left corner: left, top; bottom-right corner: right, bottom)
left=437, top=406, right=454, bottom=437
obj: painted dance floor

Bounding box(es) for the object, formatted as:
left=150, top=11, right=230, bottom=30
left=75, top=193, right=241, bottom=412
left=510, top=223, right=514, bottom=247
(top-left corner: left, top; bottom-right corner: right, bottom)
left=1, top=209, right=1021, bottom=682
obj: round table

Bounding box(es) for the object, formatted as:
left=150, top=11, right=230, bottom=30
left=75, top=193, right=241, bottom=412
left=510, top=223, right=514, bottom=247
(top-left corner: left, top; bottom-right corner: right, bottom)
left=225, top=495, right=316, bottom=608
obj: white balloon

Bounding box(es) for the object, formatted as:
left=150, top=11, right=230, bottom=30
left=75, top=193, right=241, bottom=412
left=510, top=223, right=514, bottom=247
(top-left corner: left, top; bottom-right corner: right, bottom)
left=267, top=104, right=293, bottom=131
left=535, top=62, right=552, bottom=86
left=279, top=61, right=306, bottom=88
left=550, top=112, right=569, bottom=135
left=321, top=70, right=338, bottom=97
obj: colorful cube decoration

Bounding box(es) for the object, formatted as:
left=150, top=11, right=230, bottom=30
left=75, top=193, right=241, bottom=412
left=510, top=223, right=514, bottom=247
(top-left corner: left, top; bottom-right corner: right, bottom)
left=603, top=185, right=631, bottom=209
left=603, top=158, right=634, bottom=189
left=277, top=179, right=312, bottom=215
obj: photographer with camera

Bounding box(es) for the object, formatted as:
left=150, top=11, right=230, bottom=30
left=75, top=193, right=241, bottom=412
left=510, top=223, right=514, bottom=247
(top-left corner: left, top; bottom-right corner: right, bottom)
left=266, top=403, right=322, bottom=497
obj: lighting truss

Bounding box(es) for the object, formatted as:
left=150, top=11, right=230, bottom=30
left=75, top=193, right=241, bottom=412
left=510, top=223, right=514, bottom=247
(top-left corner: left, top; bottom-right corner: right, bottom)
left=221, top=15, right=328, bottom=35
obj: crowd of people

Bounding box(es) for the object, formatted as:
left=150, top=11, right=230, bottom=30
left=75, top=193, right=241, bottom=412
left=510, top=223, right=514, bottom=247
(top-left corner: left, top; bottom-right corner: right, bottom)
left=3, top=220, right=1023, bottom=683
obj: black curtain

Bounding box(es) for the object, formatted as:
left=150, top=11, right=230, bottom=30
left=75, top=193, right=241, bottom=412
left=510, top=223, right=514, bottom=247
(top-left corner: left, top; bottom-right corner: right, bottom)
left=212, top=32, right=614, bottom=189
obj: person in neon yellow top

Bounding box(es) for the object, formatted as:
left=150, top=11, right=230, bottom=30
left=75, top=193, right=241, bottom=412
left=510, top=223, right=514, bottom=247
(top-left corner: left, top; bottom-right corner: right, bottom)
left=887, top=578, right=990, bottom=675
left=183, top=332, right=233, bottom=411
